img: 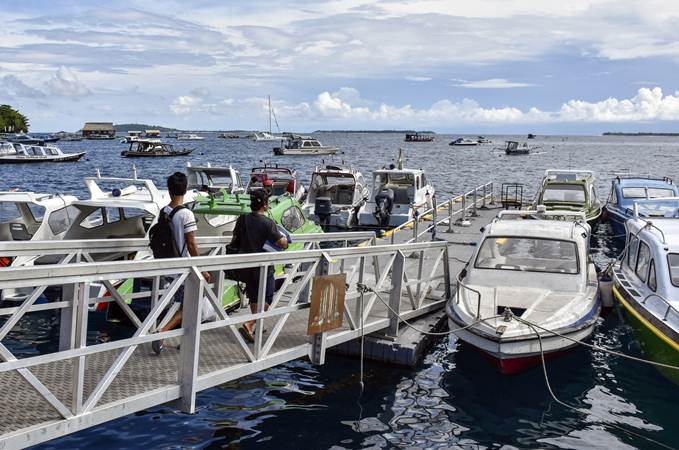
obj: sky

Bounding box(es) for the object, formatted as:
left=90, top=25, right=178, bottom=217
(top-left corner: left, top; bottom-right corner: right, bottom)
left=2, top=0, right=679, bottom=133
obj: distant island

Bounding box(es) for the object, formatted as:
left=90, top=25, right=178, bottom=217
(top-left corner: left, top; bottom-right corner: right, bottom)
left=314, top=130, right=435, bottom=134
left=603, top=132, right=679, bottom=136
left=114, top=123, right=179, bottom=132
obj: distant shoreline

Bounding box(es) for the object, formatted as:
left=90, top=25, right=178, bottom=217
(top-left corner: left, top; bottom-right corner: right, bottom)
left=603, top=132, right=679, bottom=136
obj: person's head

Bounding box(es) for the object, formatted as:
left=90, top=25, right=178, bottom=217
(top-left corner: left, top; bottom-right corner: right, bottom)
left=250, top=188, right=269, bottom=212
left=167, top=172, right=188, bottom=197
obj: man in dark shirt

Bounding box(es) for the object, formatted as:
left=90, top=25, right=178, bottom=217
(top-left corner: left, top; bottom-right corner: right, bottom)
left=230, top=189, right=288, bottom=342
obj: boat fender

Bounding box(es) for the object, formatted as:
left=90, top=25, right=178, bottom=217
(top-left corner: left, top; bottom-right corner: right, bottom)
left=599, top=271, right=614, bottom=308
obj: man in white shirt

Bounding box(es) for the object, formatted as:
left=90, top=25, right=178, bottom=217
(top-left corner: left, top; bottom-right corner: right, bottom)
left=153, top=172, right=211, bottom=355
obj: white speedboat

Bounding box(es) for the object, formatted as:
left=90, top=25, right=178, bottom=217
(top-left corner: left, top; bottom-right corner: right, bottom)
left=246, top=164, right=305, bottom=201
left=477, top=136, right=492, bottom=144
left=0, top=141, right=85, bottom=163
left=358, top=149, right=434, bottom=228
left=176, top=133, right=205, bottom=141
left=121, top=140, right=193, bottom=157
left=120, top=131, right=143, bottom=143
left=447, top=208, right=600, bottom=374
left=611, top=198, right=679, bottom=384
left=186, top=162, right=245, bottom=194
left=273, top=136, right=339, bottom=156
left=303, top=164, right=369, bottom=229
left=449, top=138, right=479, bottom=146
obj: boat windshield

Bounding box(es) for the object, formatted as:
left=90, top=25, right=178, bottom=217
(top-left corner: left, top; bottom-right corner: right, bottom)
left=622, top=187, right=675, bottom=199
left=542, top=184, right=586, bottom=203
left=636, top=199, right=679, bottom=218
left=669, top=254, right=679, bottom=287
left=475, top=237, right=579, bottom=274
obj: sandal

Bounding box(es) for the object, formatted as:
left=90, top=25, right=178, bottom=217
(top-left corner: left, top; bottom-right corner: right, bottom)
left=238, top=325, right=255, bottom=343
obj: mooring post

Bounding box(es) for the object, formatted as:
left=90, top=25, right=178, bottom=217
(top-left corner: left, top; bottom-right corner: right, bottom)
left=176, top=269, right=202, bottom=414
left=387, top=251, right=406, bottom=337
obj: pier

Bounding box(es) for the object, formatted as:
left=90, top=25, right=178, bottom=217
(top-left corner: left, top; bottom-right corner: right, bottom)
left=0, top=183, right=496, bottom=449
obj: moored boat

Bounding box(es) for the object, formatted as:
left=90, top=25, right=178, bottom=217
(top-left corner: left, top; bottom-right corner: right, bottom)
left=302, top=164, right=369, bottom=229
left=611, top=198, right=679, bottom=383
left=605, top=175, right=678, bottom=242
left=121, top=140, right=193, bottom=157
left=177, top=133, right=204, bottom=141
left=358, top=149, right=434, bottom=228
left=0, top=141, right=85, bottom=163
left=186, top=162, right=245, bottom=194
left=246, top=164, right=305, bottom=201
left=500, top=140, right=540, bottom=155
left=533, top=169, right=602, bottom=225
left=449, top=137, right=478, bottom=146
left=405, top=132, right=434, bottom=142
left=273, top=135, right=339, bottom=156
left=447, top=208, right=600, bottom=374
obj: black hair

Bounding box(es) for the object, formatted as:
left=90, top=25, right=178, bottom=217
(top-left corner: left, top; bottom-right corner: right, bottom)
left=167, top=172, right=188, bottom=196
left=250, top=188, right=268, bottom=211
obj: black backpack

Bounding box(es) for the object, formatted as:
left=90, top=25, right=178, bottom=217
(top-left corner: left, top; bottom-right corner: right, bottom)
left=149, top=205, right=186, bottom=259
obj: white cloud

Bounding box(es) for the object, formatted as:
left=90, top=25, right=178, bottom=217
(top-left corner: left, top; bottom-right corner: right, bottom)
left=453, top=78, right=534, bottom=89
left=405, top=76, right=432, bottom=82
left=43, top=66, right=90, bottom=96
left=0, top=74, right=44, bottom=98
left=558, top=87, right=679, bottom=122
left=170, top=95, right=203, bottom=114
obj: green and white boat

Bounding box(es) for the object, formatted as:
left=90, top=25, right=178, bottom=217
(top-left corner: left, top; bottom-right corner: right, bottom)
left=611, top=198, right=679, bottom=384
left=533, top=169, right=603, bottom=225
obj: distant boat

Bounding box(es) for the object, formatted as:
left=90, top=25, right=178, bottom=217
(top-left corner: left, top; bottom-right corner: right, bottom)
left=449, top=137, right=478, bottom=146
left=0, top=141, right=85, bottom=163
left=253, top=95, right=287, bottom=141
left=6, top=133, right=48, bottom=145
left=476, top=136, right=492, bottom=144
left=273, top=135, right=339, bottom=156
left=527, top=133, right=537, bottom=139
left=218, top=133, right=241, bottom=139
left=177, top=134, right=205, bottom=141
left=405, top=132, right=434, bottom=142
left=121, top=140, right=193, bottom=157
left=499, top=140, right=541, bottom=155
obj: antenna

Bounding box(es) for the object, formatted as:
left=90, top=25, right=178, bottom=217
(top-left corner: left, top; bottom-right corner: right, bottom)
left=96, top=168, right=101, bottom=178
left=132, top=164, right=138, bottom=180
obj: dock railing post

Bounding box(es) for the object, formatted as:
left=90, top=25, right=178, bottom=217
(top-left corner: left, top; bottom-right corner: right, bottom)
left=311, top=254, right=331, bottom=365
left=482, top=184, right=487, bottom=208
left=386, top=251, right=405, bottom=338
left=176, top=269, right=203, bottom=414
left=489, top=182, right=494, bottom=204
left=443, top=246, right=452, bottom=300
left=71, top=281, right=89, bottom=415
left=413, top=216, right=419, bottom=243
left=431, top=195, right=438, bottom=240
left=461, top=194, right=467, bottom=219
left=59, top=283, right=77, bottom=351
left=447, top=200, right=453, bottom=233
left=472, top=188, right=478, bottom=216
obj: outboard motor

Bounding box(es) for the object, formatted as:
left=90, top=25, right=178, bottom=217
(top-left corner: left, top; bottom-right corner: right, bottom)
left=373, top=188, right=394, bottom=228
left=315, top=196, right=333, bottom=228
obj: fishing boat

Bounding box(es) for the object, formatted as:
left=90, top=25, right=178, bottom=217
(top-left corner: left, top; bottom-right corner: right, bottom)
left=186, top=162, right=245, bottom=194
left=246, top=164, right=305, bottom=201
left=358, top=149, right=434, bottom=228
left=177, top=133, right=205, bottom=141
left=605, top=175, right=678, bottom=242
left=449, top=137, right=478, bottom=146
left=121, top=140, right=193, bottom=157
left=533, top=170, right=603, bottom=225
left=302, top=164, right=369, bottom=229
left=0, top=141, right=86, bottom=163
left=447, top=208, right=600, bottom=374
left=611, top=198, right=679, bottom=383
left=273, top=136, right=339, bottom=156
left=405, top=132, right=434, bottom=142
left=500, top=140, right=540, bottom=155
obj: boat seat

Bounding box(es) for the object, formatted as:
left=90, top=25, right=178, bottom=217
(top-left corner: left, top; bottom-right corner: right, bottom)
left=384, top=185, right=411, bottom=205
left=9, top=223, right=32, bottom=241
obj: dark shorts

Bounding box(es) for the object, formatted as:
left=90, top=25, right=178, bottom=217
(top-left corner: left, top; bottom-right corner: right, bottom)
left=244, top=273, right=275, bottom=305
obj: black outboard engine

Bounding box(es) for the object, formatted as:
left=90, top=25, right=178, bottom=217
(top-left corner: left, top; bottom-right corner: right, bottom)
left=373, top=188, right=394, bottom=227
left=315, top=196, right=333, bottom=228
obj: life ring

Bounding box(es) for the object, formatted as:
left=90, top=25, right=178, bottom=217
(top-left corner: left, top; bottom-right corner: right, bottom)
left=0, top=256, right=12, bottom=267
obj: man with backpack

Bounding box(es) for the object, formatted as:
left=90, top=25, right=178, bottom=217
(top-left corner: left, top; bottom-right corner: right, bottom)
left=150, top=172, right=211, bottom=355
left=230, top=189, right=288, bottom=342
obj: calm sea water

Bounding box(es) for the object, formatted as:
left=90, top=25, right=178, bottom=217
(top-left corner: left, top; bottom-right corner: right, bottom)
left=3, top=133, right=679, bottom=449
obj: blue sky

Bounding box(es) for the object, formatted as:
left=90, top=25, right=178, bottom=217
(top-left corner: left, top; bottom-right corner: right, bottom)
left=3, top=0, right=679, bottom=133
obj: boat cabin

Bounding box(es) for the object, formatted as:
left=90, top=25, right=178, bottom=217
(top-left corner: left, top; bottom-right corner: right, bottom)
left=534, top=169, right=602, bottom=223
left=0, top=192, right=79, bottom=243
left=247, top=166, right=302, bottom=200
left=306, top=165, right=367, bottom=207
left=186, top=162, right=244, bottom=194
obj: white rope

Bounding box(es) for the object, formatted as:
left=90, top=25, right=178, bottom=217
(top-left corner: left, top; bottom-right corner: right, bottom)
left=523, top=318, right=676, bottom=450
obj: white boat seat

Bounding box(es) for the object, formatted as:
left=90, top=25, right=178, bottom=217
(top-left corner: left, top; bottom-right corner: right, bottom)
left=384, top=185, right=411, bottom=205
left=9, top=223, right=32, bottom=241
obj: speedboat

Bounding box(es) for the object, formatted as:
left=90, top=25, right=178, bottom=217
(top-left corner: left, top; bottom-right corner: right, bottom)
left=273, top=135, right=339, bottom=156
left=405, top=132, right=434, bottom=142
left=177, top=133, right=205, bottom=141
left=605, top=175, right=678, bottom=242
left=6, top=133, right=48, bottom=145
left=121, top=140, right=193, bottom=157
left=500, top=140, right=540, bottom=155
left=246, top=164, right=305, bottom=201
left=358, top=149, right=434, bottom=228
left=120, top=131, right=143, bottom=143
left=302, top=164, right=369, bottom=229
left=611, top=198, right=679, bottom=384
left=0, top=141, right=86, bottom=163
left=186, top=162, right=245, bottom=194
left=477, top=136, right=492, bottom=144
left=447, top=208, right=600, bottom=374
left=533, top=170, right=603, bottom=225
left=449, top=138, right=478, bottom=146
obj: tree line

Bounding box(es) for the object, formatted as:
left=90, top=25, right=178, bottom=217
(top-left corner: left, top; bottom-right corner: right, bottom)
left=0, top=105, right=29, bottom=132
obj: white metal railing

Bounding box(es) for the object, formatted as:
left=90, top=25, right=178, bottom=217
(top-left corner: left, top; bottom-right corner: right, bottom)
left=0, top=238, right=451, bottom=448
left=389, top=182, right=494, bottom=244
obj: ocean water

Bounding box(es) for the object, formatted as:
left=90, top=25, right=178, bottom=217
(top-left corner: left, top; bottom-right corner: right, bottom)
left=2, top=133, right=679, bottom=449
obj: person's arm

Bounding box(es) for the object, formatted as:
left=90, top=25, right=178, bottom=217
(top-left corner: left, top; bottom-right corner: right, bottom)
left=185, top=231, right=211, bottom=282
left=268, top=220, right=289, bottom=250
left=229, top=216, right=242, bottom=249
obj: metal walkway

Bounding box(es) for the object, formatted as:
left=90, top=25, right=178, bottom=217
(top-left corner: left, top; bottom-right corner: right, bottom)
left=0, top=183, right=498, bottom=449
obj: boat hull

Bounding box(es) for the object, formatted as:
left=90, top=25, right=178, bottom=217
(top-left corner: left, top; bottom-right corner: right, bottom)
left=604, top=205, right=628, bottom=241
left=613, top=283, right=679, bottom=385
left=121, top=150, right=193, bottom=157
left=449, top=318, right=597, bottom=374
left=273, top=148, right=338, bottom=156
left=0, top=152, right=86, bottom=163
